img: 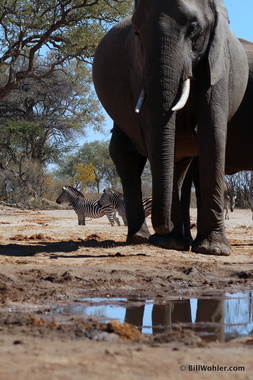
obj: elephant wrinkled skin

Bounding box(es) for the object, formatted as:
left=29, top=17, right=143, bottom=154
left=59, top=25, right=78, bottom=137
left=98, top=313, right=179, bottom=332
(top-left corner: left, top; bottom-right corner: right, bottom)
left=92, top=0, right=248, bottom=255
left=182, top=38, right=253, bottom=244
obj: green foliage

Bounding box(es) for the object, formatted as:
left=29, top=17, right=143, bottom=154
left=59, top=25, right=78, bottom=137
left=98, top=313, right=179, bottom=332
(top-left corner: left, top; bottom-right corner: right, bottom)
left=0, top=0, right=134, bottom=99
left=0, top=0, right=134, bottom=205
left=0, top=63, right=104, bottom=163
left=0, top=63, right=105, bottom=203
left=55, top=140, right=121, bottom=193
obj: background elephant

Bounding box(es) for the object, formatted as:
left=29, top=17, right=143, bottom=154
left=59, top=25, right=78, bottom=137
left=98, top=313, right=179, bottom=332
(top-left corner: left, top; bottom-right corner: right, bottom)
left=181, top=38, right=253, bottom=243
left=92, top=0, right=248, bottom=255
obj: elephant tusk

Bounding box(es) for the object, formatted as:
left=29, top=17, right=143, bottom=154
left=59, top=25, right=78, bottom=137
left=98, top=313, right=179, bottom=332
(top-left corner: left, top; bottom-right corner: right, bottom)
left=172, top=78, right=191, bottom=111
left=135, top=88, right=145, bottom=113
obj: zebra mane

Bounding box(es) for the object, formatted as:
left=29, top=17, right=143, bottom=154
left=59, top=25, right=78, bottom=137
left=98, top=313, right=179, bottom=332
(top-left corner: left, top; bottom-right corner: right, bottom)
left=64, top=185, right=85, bottom=198
left=104, top=187, right=124, bottom=199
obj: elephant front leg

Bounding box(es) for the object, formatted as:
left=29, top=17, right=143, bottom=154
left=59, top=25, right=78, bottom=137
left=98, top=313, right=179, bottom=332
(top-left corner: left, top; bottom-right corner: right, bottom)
left=192, top=106, right=231, bottom=256
left=109, top=125, right=150, bottom=244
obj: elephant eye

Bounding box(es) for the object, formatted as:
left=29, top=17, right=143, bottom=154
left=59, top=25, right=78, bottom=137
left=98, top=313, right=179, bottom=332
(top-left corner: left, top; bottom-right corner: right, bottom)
left=187, top=21, right=199, bottom=39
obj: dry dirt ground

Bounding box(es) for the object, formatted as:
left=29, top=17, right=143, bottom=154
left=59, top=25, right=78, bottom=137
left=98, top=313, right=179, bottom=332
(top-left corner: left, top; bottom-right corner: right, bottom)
left=0, top=204, right=253, bottom=380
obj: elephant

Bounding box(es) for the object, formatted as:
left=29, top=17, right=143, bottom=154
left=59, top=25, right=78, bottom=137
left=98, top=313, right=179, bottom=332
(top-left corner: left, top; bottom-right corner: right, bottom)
left=181, top=37, right=253, bottom=244
left=92, top=0, right=249, bottom=256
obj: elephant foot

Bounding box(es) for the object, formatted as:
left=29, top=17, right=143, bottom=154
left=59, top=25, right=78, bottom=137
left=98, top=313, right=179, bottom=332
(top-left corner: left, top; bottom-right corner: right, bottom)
left=192, top=233, right=231, bottom=256
left=148, top=233, right=189, bottom=251
left=127, top=232, right=150, bottom=245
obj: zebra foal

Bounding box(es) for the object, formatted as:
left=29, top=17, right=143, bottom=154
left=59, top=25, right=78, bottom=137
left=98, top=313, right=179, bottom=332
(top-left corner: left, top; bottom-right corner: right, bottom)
left=98, top=187, right=152, bottom=226
left=56, top=186, right=120, bottom=226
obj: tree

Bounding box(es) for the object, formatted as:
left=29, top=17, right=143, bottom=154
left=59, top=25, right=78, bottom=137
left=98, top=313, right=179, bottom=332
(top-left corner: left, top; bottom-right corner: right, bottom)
left=0, top=0, right=134, bottom=100
left=0, top=158, right=45, bottom=205
left=0, top=63, right=104, bottom=204
left=55, top=140, right=121, bottom=193
left=0, top=0, right=134, bottom=206
left=141, top=160, right=152, bottom=196
left=73, top=162, right=96, bottom=191
left=54, top=140, right=153, bottom=195
left=225, top=171, right=253, bottom=209
left=0, top=64, right=103, bottom=165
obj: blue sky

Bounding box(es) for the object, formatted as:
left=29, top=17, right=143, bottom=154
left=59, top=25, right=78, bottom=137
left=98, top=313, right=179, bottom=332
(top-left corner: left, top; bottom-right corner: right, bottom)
left=224, top=0, right=253, bottom=41
left=86, top=0, right=253, bottom=143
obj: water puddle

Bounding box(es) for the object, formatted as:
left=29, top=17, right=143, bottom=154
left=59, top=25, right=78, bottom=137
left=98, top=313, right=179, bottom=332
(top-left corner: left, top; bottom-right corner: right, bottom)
left=53, top=292, right=253, bottom=342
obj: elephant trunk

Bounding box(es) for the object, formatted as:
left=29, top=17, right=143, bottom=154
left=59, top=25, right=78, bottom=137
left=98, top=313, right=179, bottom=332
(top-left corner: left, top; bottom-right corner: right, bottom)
left=149, top=112, right=176, bottom=234
left=144, top=41, right=189, bottom=234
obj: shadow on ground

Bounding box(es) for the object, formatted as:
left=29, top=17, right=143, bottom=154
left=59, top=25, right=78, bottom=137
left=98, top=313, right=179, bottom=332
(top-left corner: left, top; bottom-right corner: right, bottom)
left=0, top=238, right=149, bottom=258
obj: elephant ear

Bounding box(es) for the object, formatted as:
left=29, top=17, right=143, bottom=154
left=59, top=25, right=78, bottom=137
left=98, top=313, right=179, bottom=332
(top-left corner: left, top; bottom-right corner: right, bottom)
left=208, top=1, right=229, bottom=86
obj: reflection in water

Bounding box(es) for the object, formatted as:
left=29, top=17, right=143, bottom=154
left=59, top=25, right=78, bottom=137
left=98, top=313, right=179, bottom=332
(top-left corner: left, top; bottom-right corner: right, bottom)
left=54, top=292, right=253, bottom=342
left=194, top=298, right=224, bottom=342
left=224, top=295, right=253, bottom=340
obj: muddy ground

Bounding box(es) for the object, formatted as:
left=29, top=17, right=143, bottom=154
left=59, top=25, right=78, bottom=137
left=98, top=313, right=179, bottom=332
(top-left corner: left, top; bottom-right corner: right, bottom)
left=0, top=204, right=252, bottom=379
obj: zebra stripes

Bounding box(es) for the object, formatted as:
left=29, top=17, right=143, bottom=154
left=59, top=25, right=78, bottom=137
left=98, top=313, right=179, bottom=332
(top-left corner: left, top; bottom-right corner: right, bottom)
left=98, top=187, right=152, bottom=226
left=56, top=186, right=120, bottom=226
left=142, top=196, right=152, bottom=217
left=98, top=188, right=127, bottom=225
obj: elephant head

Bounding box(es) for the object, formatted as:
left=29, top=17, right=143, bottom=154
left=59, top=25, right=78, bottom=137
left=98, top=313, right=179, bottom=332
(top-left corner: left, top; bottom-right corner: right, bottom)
left=133, top=0, right=229, bottom=97
left=93, top=0, right=248, bottom=254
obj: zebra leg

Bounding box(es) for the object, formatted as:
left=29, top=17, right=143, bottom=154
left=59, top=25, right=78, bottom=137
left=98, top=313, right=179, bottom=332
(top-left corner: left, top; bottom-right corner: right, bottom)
left=121, top=213, right=128, bottom=226
left=117, top=207, right=127, bottom=226
left=113, top=211, right=121, bottom=226
left=77, top=212, right=83, bottom=225
left=109, top=125, right=149, bottom=243
left=106, top=215, right=115, bottom=226
left=78, top=209, right=86, bottom=225
left=78, top=213, right=86, bottom=225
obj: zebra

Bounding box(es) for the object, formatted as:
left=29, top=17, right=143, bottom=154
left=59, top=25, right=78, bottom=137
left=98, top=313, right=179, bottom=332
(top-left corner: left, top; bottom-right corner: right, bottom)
left=98, top=187, right=152, bottom=226
left=56, top=186, right=120, bottom=226
left=224, top=190, right=237, bottom=220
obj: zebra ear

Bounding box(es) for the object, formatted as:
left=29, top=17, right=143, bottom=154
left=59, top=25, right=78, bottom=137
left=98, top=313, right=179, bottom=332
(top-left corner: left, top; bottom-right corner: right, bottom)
left=63, top=186, right=67, bottom=190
